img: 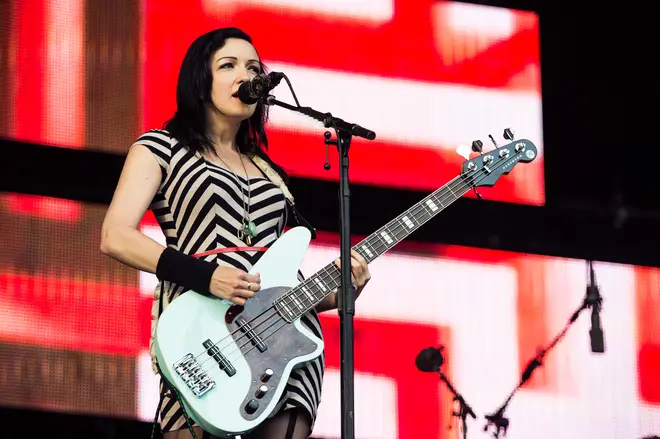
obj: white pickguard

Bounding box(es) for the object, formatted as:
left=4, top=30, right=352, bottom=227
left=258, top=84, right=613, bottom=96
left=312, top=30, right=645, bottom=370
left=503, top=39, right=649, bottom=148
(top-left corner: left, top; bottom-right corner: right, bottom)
left=154, top=227, right=324, bottom=437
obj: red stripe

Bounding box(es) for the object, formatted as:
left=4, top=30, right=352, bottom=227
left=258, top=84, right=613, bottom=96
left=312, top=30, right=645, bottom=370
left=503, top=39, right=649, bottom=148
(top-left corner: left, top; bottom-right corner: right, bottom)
left=11, top=1, right=46, bottom=143
left=0, top=273, right=145, bottom=356
left=635, top=267, right=660, bottom=404
left=193, top=247, right=268, bottom=258
left=7, top=194, right=82, bottom=222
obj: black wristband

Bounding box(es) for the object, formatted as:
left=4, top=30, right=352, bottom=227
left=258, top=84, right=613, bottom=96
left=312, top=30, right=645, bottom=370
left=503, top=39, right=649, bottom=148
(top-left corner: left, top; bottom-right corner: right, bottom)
left=155, top=247, right=217, bottom=295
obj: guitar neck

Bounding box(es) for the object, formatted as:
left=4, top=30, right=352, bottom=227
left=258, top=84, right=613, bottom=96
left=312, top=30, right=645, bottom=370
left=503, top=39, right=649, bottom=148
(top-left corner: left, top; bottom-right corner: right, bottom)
left=280, top=174, right=473, bottom=319
left=352, top=174, right=472, bottom=263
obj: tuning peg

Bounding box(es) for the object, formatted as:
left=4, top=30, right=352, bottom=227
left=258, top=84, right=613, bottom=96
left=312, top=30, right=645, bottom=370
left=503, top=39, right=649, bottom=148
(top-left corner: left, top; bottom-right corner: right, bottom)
left=503, top=128, right=515, bottom=141
left=471, top=140, right=484, bottom=154
left=456, top=144, right=471, bottom=160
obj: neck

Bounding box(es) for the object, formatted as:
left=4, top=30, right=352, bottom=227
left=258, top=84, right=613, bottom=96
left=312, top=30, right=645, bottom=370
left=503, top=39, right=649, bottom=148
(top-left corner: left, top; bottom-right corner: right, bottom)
left=207, top=109, right=242, bottom=155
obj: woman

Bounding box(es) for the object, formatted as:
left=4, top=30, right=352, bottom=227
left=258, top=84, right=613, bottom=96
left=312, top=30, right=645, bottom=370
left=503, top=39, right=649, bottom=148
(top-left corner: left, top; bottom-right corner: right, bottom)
left=100, top=27, right=371, bottom=439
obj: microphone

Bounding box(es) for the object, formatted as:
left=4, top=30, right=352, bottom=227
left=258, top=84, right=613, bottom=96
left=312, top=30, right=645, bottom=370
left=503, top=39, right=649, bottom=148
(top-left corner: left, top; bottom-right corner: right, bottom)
left=415, top=346, right=445, bottom=372
left=587, top=261, right=605, bottom=353
left=237, top=72, right=285, bottom=104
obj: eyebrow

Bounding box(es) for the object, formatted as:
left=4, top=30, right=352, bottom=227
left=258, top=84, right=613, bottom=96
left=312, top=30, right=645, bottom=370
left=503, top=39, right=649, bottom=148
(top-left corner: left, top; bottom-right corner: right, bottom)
left=216, top=56, right=260, bottom=64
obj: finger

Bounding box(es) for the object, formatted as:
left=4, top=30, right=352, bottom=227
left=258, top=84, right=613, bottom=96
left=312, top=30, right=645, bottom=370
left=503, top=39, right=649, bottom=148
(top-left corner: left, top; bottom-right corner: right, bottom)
left=234, top=288, right=256, bottom=299
left=350, top=249, right=368, bottom=265
left=231, top=296, right=247, bottom=306
left=243, top=280, right=261, bottom=292
left=243, top=272, right=261, bottom=283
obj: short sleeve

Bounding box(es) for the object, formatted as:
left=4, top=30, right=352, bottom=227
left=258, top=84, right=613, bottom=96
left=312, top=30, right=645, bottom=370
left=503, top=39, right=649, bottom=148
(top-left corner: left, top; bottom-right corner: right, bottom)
left=133, top=129, right=174, bottom=178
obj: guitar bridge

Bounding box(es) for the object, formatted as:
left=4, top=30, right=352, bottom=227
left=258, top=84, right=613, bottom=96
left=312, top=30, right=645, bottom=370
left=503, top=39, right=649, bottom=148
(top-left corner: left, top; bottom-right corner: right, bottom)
left=174, top=353, right=216, bottom=397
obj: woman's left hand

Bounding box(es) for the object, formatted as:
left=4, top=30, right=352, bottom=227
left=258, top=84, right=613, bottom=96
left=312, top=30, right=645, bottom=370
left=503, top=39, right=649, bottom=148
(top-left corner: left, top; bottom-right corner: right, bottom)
left=334, top=249, right=371, bottom=298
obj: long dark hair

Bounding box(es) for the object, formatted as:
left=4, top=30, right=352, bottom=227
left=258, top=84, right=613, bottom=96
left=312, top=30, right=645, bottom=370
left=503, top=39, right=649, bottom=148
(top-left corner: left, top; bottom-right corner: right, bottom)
left=163, top=27, right=288, bottom=182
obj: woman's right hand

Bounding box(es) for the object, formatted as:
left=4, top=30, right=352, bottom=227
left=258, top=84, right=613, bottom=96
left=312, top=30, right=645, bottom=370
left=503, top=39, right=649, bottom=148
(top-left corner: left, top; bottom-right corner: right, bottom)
left=209, top=266, right=261, bottom=305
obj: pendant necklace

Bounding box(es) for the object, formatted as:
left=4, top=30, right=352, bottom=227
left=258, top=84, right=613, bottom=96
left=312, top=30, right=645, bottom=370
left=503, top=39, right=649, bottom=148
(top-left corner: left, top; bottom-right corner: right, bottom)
left=216, top=153, right=257, bottom=245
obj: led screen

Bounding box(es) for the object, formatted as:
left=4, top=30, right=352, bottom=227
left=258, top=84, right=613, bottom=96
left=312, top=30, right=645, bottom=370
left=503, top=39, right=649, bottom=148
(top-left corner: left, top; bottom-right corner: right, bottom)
left=1, top=0, right=544, bottom=205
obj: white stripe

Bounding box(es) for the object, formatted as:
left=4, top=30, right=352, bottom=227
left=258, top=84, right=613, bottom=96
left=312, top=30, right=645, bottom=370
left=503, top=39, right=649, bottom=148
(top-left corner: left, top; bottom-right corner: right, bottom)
left=445, top=2, right=516, bottom=38
left=46, top=0, right=84, bottom=146
left=313, top=371, right=397, bottom=439
left=137, top=351, right=161, bottom=421
left=266, top=62, right=544, bottom=155
left=203, top=0, right=394, bottom=22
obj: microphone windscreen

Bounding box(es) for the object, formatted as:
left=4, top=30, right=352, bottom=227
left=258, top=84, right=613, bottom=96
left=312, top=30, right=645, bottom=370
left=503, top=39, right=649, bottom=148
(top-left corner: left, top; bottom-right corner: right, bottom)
left=415, top=347, right=444, bottom=372
left=237, top=81, right=259, bottom=105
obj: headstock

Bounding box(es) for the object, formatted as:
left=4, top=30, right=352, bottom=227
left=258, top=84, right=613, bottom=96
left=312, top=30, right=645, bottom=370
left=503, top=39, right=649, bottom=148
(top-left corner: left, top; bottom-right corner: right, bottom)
left=457, top=128, right=538, bottom=190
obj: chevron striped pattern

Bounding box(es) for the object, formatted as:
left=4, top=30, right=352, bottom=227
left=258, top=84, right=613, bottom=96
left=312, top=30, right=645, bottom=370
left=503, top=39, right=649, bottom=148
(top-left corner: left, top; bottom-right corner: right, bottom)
left=135, top=129, right=325, bottom=432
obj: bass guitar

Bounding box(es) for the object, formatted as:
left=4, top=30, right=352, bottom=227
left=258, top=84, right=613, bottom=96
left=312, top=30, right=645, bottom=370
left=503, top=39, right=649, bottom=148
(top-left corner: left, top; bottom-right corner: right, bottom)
left=154, top=136, right=539, bottom=437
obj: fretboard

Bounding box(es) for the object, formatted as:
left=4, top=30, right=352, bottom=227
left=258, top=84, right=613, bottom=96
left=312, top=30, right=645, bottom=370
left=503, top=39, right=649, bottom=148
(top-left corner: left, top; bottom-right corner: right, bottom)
left=275, top=173, right=475, bottom=322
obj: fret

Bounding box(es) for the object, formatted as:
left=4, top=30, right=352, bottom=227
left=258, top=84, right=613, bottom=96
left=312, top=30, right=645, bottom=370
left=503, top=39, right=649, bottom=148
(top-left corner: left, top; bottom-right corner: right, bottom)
left=313, top=277, right=330, bottom=293
left=357, top=243, right=375, bottom=261
left=372, top=231, right=388, bottom=249
left=387, top=220, right=406, bottom=241
left=290, top=294, right=305, bottom=311
left=300, top=285, right=316, bottom=303
left=400, top=214, right=417, bottom=230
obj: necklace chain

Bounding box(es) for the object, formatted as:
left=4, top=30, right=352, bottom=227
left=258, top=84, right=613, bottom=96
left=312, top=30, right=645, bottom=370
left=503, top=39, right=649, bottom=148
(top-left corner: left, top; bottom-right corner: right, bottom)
left=210, top=151, right=256, bottom=244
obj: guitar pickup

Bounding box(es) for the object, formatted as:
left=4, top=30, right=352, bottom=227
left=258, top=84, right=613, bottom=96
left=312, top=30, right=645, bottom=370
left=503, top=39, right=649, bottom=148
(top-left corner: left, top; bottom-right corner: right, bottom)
left=236, top=317, right=268, bottom=353
left=203, top=339, right=236, bottom=377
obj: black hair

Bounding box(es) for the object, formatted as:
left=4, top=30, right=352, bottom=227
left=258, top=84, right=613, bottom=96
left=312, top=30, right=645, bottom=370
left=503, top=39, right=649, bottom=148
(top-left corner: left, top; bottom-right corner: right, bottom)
left=163, top=27, right=288, bottom=183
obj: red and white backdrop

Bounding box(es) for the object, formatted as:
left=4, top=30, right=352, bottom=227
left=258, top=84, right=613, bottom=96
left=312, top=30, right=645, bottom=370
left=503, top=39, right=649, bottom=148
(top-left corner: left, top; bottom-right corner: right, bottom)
left=3, top=0, right=544, bottom=205
left=0, top=194, right=659, bottom=439
left=2, top=1, right=659, bottom=438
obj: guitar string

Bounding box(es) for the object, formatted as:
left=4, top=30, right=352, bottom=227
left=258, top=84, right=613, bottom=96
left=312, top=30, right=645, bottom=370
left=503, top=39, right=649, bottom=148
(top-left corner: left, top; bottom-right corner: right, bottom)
left=189, top=165, right=486, bottom=382
left=183, top=150, right=522, bottom=383
left=206, top=175, right=474, bottom=377
left=202, top=162, right=494, bottom=384
left=190, top=172, right=476, bottom=382
left=195, top=157, right=505, bottom=383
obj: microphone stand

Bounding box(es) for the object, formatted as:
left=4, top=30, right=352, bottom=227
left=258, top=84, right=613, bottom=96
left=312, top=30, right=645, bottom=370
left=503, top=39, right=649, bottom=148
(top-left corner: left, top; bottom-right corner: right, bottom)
left=265, top=95, right=376, bottom=439
left=483, top=260, right=605, bottom=438
left=439, top=370, right=477, bottom=439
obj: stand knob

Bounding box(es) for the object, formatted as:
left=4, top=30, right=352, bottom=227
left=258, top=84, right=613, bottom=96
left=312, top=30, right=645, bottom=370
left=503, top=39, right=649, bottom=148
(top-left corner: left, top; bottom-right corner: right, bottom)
left=323, top=131, right=333, bottom=170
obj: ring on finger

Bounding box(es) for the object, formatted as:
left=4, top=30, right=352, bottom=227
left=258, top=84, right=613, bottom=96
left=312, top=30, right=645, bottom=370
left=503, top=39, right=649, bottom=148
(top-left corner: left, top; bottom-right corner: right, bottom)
left=247, top=281, right=251, bottom=291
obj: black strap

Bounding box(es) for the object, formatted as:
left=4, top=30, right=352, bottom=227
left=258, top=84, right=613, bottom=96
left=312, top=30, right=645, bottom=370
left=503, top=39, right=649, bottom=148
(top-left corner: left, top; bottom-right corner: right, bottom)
left=285, top=410, right=299, bottom=439
left=286, top=199, right=316, bottom=239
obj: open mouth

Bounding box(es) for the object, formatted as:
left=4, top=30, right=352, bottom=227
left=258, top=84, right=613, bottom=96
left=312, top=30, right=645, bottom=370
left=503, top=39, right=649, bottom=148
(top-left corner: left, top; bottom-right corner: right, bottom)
left=232, top=91, right=239, bottom=98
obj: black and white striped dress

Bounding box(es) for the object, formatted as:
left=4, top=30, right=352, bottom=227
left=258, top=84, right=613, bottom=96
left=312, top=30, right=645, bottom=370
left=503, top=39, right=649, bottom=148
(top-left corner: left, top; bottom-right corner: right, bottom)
left=136, top=129, right=325, bottom=433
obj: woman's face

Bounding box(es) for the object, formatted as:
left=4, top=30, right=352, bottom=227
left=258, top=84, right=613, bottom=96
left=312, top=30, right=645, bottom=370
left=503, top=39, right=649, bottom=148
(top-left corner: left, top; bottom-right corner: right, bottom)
left=208, top=38, right=262, bottom=120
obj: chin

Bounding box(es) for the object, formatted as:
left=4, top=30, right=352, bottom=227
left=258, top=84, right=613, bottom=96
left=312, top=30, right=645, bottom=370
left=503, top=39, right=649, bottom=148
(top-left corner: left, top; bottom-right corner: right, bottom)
left=223, top=101, right=256, bottom=119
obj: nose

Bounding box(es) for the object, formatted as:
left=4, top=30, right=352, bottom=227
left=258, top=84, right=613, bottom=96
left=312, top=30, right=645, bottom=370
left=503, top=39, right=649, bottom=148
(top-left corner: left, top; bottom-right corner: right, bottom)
left=235, top=65, right=251, bottom=84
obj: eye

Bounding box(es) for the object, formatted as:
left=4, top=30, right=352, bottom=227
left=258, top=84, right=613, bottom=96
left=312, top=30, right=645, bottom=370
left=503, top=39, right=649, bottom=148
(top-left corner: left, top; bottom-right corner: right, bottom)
left=248, top=65, right=262, bottom=74
left=219, top=62, right=234, bottom=69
